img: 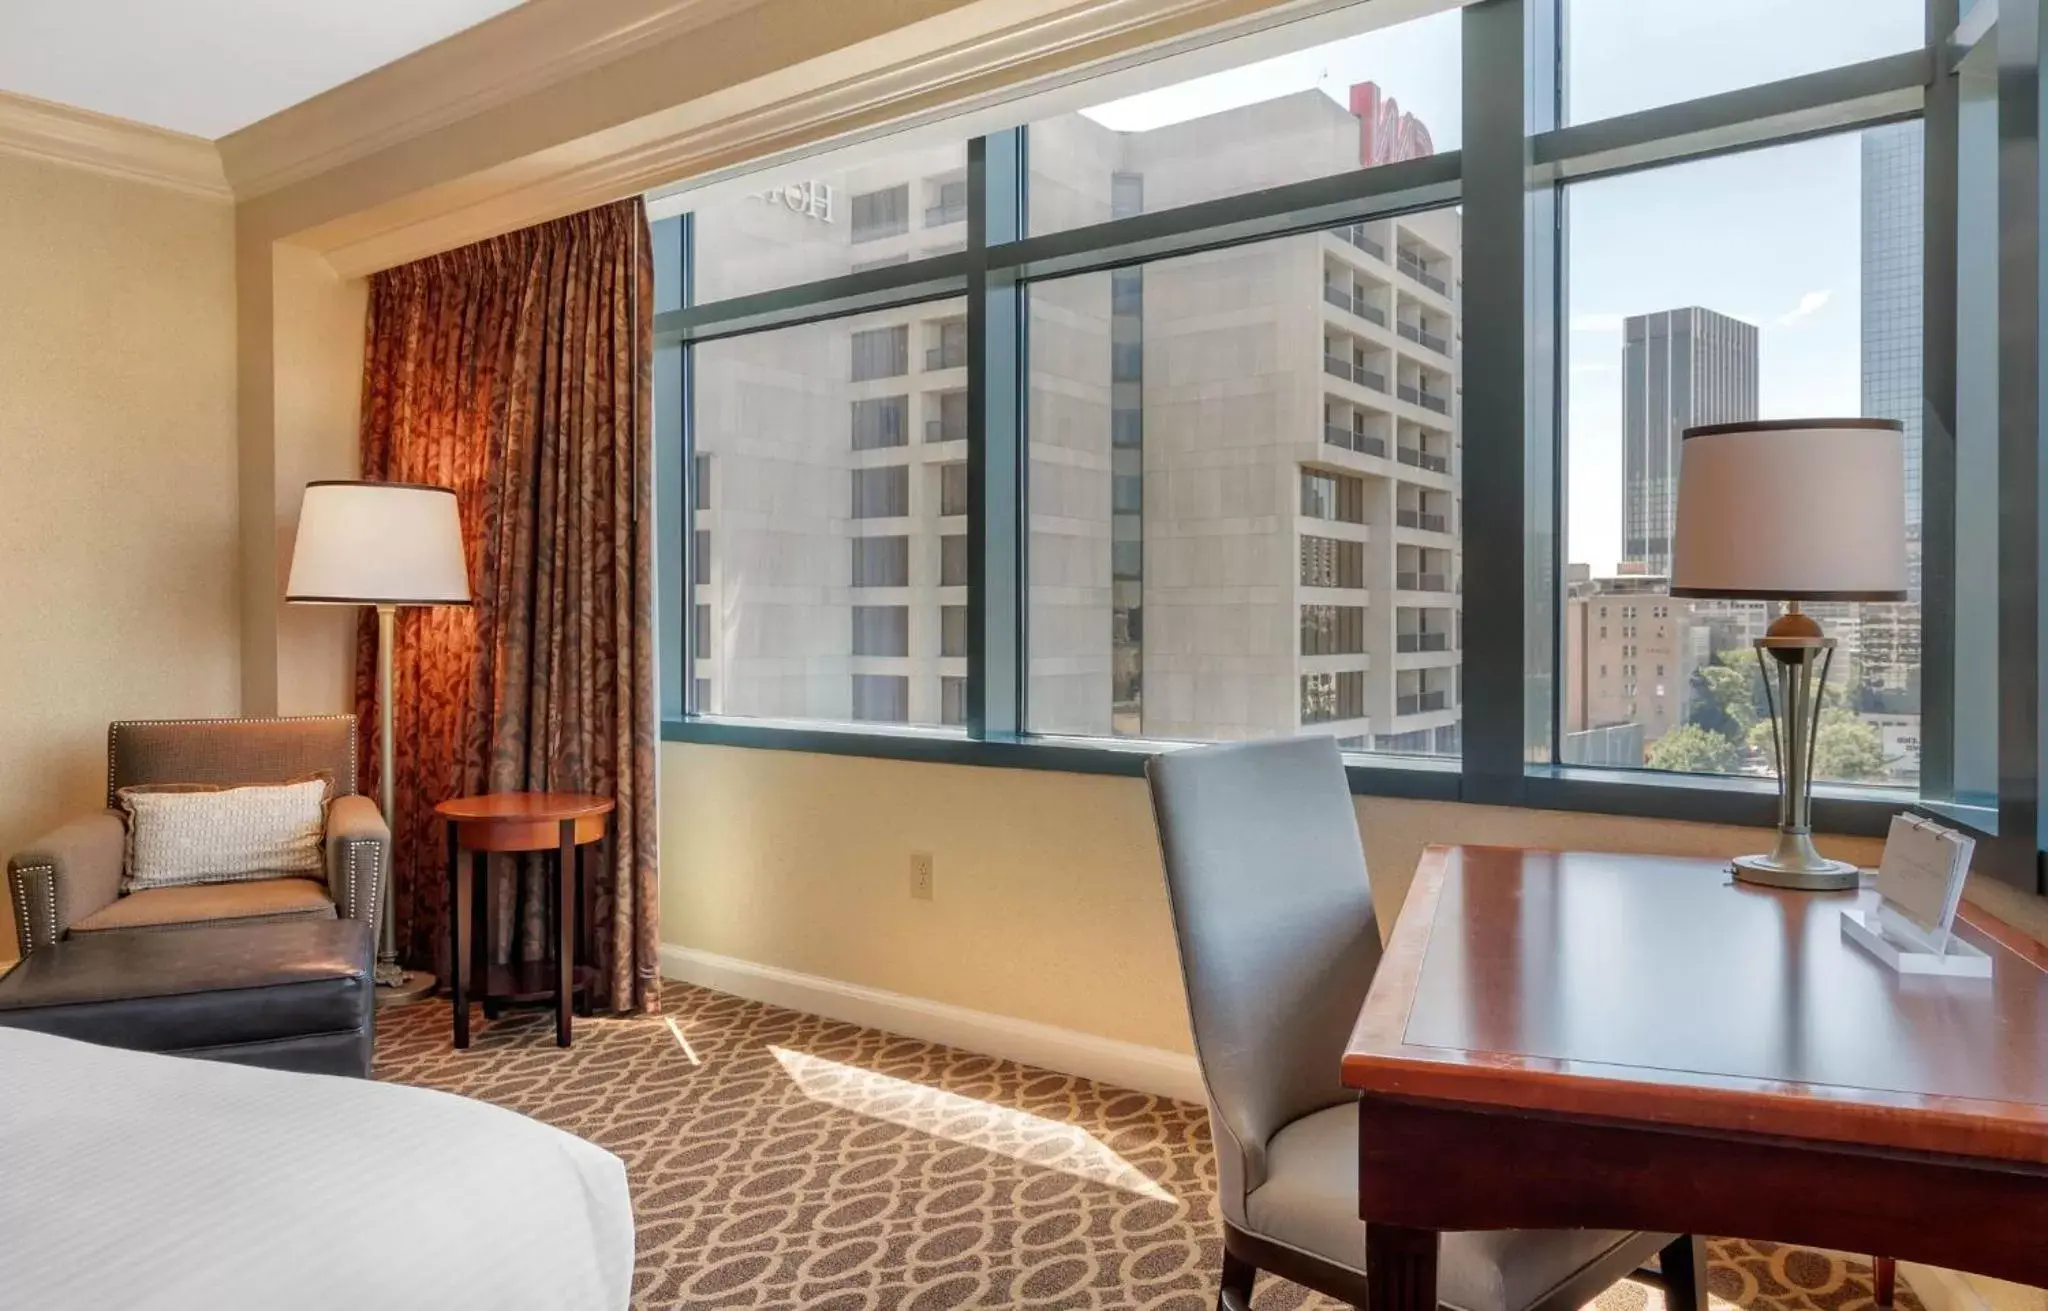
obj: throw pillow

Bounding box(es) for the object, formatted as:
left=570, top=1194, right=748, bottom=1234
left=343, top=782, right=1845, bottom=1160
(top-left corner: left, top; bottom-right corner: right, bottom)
left=117, top=777, right=330, bottom=892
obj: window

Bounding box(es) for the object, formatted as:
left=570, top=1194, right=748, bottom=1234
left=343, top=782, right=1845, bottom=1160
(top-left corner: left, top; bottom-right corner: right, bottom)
left=694, top=529, right=710, bottom=584
left=851, top=674, right=909, bottom=723
left=1562, top=127, right=1921, bottom=786
left=927, top=176, right=968, bottom=228
left=929, top=390, right=967, bottom=444
left=694, top=678, right=712, bottom=711
left=940, top=463, right=969, bottom=517
left=852, top=396, right=909, bottom=449
left=1302, top=535, right=1366, bottom=589
left=1027, top=217, right=1461, bottom=747
left=941, top=675, right=968, bottom=726
left=685, top=301, right=968, bottom=729
left=1301, top=671, right=1366, bottom=725
left=851, top=185, right=910, bottom=243
left=1301, top=469, right=1365, bottom=524
left=679, top=138, right=968, bottom=302
left=852, top=326, right=909, bottom=381
left=852, top=466, right=909, bottom=518
left=852, top=536, right=909, bottom=587
left=693, top=454, right=711, bottom=510
left=1027, top=5, right=1460, bottom=235
left=940, top=534, right=968, bottom=587
left=1564, top=0, right=1920, bottom=125
left=941, top=605, right=968, bottom=658
left=1301, top=605, right=1367, bottom=656
left=852, top=605, right=909, bottom=656
left=927, top=318, right=968, bottom=371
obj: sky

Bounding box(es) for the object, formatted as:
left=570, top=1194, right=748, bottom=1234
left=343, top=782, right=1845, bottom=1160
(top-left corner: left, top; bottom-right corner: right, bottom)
left=1077, top=0, right=1925, bottom=575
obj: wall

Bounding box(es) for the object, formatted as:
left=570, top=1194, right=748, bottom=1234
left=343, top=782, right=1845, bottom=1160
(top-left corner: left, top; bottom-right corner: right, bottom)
left=0, top=150, right=239, bottom=955
left=660, top=742, right=1891, bottom=1055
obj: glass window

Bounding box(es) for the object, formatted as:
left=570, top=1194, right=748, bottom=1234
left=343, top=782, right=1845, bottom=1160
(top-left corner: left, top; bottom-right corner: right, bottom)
left=851, top=536, right=909, bottom=587
left=681, top=139, right=970, bottom=302
left=941, top=605, right=969, bottom=658
left=1564, top=0, right=1921, bottom=126
left=928, top=390, right=967, bottom=444
left=941, top=534, right=968, bottom=587
left=941, top=675, right=968, bottom=726
left=1028, top=6, right=1460, bottom=236
left=852, top=605, right=909, bottom=656
left=853, top=467, right=909, bottom=518
left=851, top=395, right=909, bottom=450
left=692, top=454, right=711, bottom=510
left=939, top=463, right=969, bottom=517
left=1560, top=127, right=1921, bottom=786
left=694, top=528, right=710, bottom=585
left=927, top=318, right=968, bottom=371
left=852, top=326, right=909, bottom=381
left=690, top=298, right=969, bottom=728
left=851, top=674, right=909, bottom=723
left=1026, top=214, right=1461, bottom=750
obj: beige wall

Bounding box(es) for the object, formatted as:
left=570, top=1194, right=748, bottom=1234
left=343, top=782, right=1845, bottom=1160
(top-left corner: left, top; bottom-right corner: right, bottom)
left=0, top=151, right=239, bottom=953
left=661, top=742, right=1898, bottom=1053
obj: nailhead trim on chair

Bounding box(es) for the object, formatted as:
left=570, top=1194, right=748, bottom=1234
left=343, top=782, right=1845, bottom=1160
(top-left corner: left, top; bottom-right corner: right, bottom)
left=8, top=863, right=57, bottom=955
left=106, top=715, right=360, bottom=806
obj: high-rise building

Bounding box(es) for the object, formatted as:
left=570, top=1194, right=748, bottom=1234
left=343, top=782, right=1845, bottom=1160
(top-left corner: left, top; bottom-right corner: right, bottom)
left=688, top=84, right=1463, bottom=753
left=1858, top=121, right=1924, bottom=698
left=1620, top=307, right=1759, bottom=575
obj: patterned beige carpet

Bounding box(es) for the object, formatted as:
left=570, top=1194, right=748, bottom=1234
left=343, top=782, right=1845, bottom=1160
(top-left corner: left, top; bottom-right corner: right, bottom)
left=376, top=983, right=1920, bottom=1311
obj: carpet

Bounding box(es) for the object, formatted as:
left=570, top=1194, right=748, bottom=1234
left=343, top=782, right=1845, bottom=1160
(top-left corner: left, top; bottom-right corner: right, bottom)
left=376, top=983, right=1919, bottom=1311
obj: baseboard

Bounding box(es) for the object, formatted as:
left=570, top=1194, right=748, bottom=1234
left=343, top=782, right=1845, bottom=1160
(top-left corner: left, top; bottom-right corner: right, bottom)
left=658, top=944, right=1205, bottom=1104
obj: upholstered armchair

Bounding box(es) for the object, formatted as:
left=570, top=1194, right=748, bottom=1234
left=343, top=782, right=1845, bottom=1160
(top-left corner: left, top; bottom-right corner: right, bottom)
left=6, top=716, right=388, bottom=958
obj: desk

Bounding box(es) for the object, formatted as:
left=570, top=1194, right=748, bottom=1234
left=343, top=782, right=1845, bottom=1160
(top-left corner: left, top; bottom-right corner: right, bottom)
left=436, top=792, right=614, bottom=1050
left=1344, top=846, right=2048, bottom=1311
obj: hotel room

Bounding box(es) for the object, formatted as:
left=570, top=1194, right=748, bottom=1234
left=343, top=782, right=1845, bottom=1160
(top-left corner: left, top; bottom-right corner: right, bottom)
left=3, top=0, right=2046, bottom=1308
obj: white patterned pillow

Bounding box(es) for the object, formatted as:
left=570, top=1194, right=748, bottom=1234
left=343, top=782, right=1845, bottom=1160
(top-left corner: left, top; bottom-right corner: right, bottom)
left=117, top=778, right=329, bottom=892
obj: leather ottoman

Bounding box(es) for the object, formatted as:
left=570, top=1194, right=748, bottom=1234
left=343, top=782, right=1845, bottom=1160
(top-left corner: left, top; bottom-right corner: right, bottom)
left=0, top=919, right=374, bottom=1077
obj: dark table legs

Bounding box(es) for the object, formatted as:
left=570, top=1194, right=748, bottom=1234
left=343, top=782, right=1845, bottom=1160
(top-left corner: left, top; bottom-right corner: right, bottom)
left=448, top=823, right=471, bottom=1049
left=1660, top=1235, right=1709, bottom=1311
left=556, top=819, right=574, bottom=1048
left=1366, top=1225, right=1438, bottom=1311
left=449, top=827, right=583, bottom=1050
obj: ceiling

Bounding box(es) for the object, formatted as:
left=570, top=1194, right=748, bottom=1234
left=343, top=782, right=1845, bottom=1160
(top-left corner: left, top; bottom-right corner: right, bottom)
left=0, top=0, right=527, bottom=139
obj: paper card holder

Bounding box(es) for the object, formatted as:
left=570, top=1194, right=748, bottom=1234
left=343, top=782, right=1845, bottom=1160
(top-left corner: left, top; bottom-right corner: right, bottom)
left=1839, top=906, right=1992, bottom=977
left=1839, top=813, right=1989, bottom=978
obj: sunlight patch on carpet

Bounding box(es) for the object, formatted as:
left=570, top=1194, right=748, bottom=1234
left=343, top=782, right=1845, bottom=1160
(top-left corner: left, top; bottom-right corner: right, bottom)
left=769, top=1045, right=1179, bottom=1204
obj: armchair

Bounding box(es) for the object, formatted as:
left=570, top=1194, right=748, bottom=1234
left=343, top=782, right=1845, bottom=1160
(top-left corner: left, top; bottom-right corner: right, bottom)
left=7, top=716, right=388, bottom=958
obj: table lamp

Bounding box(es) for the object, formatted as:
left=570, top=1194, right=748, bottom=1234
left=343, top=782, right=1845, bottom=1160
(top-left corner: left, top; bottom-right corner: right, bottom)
left=1670, top=419, right=1907, bottom=891
left=287, top=481, right=470, bottom=996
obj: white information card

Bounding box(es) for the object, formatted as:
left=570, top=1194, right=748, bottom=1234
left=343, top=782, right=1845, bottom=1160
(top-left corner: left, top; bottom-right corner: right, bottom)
left=1839, top=813, right=1990, bottom=977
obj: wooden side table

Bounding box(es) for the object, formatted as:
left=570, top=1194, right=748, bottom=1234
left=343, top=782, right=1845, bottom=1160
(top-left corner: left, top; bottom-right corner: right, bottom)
left=435, top=792, right=614, bottom=1049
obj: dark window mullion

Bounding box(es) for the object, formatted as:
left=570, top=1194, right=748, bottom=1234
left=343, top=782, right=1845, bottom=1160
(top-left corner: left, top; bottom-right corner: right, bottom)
left=968, top=129, right=1026, bottom=740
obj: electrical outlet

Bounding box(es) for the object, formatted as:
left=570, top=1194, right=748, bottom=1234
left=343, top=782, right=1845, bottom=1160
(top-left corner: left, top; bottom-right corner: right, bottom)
left=909, top=852, right=935, bottom=901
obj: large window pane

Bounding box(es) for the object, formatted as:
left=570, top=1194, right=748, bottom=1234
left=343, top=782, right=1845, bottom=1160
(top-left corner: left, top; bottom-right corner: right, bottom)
left=1028, top=7, right=1458, bottom=236
left=1027, top=212, right=1462, bottom=755
left=685, top=140, right=969, bottom=302
left=691, top=298, right=969, bottom=728
left=1561, top=128, right=1922, bottom=786
left=1564, top=0, right=1921, bottom=126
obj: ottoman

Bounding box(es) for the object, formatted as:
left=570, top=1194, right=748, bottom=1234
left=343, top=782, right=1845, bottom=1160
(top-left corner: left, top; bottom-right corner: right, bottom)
left=0, top=919, right=374, bottom=1077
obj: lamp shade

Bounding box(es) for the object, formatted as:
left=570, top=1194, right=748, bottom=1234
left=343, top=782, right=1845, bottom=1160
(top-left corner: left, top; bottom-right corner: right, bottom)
left=286, top=481, right=470, bottom=606
left=1669, top=419, right=1908, bottom=601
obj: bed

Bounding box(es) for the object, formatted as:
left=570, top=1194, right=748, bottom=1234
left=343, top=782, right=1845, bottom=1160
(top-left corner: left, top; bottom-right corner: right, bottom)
left=0, top=1027, right=634, bottom=1310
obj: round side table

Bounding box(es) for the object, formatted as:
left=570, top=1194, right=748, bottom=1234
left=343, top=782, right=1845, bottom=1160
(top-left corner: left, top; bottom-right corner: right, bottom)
left=434, top=791, right=615, bottom=1049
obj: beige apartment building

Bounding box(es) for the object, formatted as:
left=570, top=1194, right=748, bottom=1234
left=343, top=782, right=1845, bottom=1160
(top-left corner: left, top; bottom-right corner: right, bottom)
left=1562, top=573, right=1690, bottom=765
left=688, top=87, right=1462, bottom=753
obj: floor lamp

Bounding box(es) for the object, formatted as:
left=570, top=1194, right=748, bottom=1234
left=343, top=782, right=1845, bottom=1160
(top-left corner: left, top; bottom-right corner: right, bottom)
left=1669, top=418, right=1908, bottom=891
left=287, top=480, right=471, bottom=999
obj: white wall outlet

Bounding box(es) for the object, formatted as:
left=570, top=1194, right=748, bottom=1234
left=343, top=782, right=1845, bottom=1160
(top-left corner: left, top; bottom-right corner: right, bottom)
left=909, top=852, right=935, bottom=900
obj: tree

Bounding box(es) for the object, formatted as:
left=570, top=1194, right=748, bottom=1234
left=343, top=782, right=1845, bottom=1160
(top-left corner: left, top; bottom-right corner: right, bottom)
left=1812, top=715, right=1889, bottom=782
left=1689, top=663, right=1757, bottom=739
left=1646, top=723, right=1742, bottom=774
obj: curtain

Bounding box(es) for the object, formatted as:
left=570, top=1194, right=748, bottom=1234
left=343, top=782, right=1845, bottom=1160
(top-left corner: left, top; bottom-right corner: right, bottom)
left=353, top=198, right=660, bottom=1015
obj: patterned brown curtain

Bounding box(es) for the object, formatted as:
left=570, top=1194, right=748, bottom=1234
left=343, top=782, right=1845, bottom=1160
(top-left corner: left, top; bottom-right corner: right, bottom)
left=353, top=198, right=660, bottom=1015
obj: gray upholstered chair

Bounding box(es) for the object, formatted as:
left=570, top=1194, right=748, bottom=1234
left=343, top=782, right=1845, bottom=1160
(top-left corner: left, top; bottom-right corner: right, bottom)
left=1146, top=736, right=1698, bottom=1311
left=6, top=716, right=388, bottom=958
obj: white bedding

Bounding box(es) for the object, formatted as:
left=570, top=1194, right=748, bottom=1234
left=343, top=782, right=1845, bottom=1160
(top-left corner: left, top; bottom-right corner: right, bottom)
left=0, top=1028, right=634, bottom=1311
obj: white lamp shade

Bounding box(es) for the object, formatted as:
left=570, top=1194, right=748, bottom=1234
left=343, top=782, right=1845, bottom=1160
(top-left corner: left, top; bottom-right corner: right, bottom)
left=1669, top=419, right=1908, bottom=602
left=286, top=481, right=471, bottom=606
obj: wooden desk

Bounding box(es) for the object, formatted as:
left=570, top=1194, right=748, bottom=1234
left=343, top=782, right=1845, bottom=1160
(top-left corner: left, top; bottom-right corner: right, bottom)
left=1344, top=846, right=2048, bottom=1311
left=436, top=792, right=614, bottom=1050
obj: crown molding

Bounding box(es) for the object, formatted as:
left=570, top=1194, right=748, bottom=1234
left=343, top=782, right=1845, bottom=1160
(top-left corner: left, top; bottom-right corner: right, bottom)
left=218, top=0, right=760, bottom=201
left=0, top=90, right=229, bottom=201
left=285, top=0, right=1329, bottom=275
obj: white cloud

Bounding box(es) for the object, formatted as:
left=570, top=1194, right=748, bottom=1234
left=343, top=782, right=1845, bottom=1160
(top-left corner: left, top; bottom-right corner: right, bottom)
left=1571, top=311, right=1626, bottom=333
left=1775, top=289, right=1834, bottom=327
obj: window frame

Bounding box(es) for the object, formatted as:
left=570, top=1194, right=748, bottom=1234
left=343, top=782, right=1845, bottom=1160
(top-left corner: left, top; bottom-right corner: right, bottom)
left=654, top=0, right=2046, bottom=892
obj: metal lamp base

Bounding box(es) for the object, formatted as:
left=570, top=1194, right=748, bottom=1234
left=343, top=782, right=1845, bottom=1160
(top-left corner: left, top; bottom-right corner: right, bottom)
left=1731, top=830, right=1859, bottom=892
left=374, top=966, right=439, bottom=1008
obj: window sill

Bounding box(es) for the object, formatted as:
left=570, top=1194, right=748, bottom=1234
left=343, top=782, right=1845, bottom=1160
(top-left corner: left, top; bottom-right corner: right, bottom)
left=662, top=718, right=1909, bottom=836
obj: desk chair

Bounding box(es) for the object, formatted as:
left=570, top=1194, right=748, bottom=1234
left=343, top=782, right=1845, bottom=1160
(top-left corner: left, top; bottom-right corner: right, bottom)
left=1147, top=735, right=1703, bottom=1311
